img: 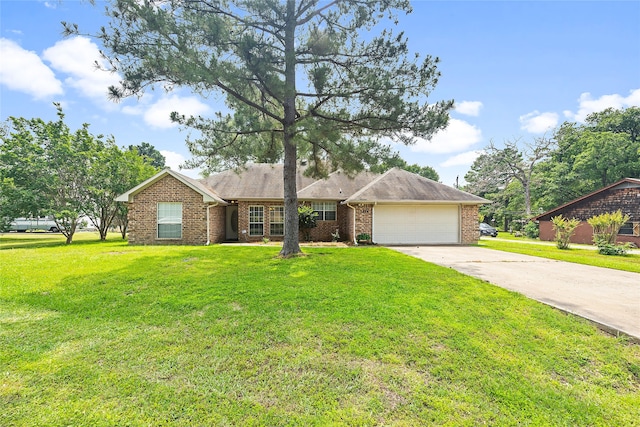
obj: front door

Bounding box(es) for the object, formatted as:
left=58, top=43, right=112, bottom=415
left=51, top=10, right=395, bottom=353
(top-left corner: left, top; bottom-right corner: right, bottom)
left=226, top=205, right=238, bottom=240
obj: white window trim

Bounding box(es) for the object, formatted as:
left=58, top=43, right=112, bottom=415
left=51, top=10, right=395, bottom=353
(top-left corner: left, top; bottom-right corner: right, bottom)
left=249, top=205, right=264, bottom=236
left=269, top=206, right=285, bottom=236
left=312, top=201, right=337, bottom=221
left=157, top=202, right=182, bottom=239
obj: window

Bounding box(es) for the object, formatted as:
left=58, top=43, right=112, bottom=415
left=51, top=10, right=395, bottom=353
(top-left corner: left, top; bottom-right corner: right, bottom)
left=270, top=206, right=285, bottom=236
left=157, top=202, right=182, bottom=239
left=619, top=222, right=634, bottom=236
left=312, top=202, right=337, bottom=221
left=249, top=206, right=264, bottom=236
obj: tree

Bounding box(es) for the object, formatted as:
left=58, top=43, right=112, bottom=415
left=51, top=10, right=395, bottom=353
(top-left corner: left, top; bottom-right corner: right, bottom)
left=129, top=142, right=166, bottom=168
left=85, top=141, right=159, bottom=240
left=0, top=104, right=96, bottom=244
left=1, top=104, right=158, bottom=243
left=538, top=108, right=640, bottom=209
left=68, top=0, right=453, bottom=256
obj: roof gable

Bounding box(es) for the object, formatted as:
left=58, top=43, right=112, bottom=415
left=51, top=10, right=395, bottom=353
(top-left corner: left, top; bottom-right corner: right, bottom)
left=345, top=168, right=489, bottom=204
left=115, top=168, right=227, bottom=204
left=533, top=178, right=640, bottom=220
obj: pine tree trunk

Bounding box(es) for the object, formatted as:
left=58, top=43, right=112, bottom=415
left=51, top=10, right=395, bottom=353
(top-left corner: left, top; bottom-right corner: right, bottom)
left=279, top=0, right=301, bottom=257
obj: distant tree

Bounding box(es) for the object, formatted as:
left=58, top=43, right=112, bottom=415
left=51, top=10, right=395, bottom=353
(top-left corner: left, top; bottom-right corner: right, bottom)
left=369, top=154, right=439, bottom=181
left=128, top=142, right=165, bottom=168
left=464, top=137, right=553, bottom=219
left=537, top=107, right=640, bottom=208
left=68, top=0, right=453, bottom=256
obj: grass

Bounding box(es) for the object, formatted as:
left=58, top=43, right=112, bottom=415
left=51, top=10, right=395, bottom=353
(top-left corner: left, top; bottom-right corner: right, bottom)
left=480, top=236, right=640, bottom=273
left=1, top=233, right=639, bottom=426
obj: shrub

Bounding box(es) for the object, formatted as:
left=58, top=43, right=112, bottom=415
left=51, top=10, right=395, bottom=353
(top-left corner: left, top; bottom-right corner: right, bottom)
left=524, top=221, right=539, bottom=239
left=356, top=233, right=371, bottom=243
left=587, top=210, right=630, bottom=245
left=596, top=242, right=631, bottom=256
left=551, top=215, right=581, bottom=249
left=298, top=205, right=318, bottom=241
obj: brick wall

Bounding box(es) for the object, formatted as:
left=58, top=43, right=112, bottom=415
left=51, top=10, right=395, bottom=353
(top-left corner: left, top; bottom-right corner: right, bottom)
left=538, top=187, right=640, bottom=246
left=539, top=188, right=639, bottom=222
left=461, top=204, right=480, bottom=244
left=353, top=204, right=374, bottom=240
left=128, top=175, right=223, bottom=245
left=236, top=201, right=351, bottom=243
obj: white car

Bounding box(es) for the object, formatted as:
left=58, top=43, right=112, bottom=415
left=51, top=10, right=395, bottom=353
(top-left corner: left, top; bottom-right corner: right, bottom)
left=9, top=217, right=59, bottom=232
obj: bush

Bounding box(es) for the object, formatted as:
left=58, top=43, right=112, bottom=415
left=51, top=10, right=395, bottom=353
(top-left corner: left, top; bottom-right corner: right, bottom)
left=551, top=215, right=580, bottom=250
left=595, top=241, right=632, bottom=256
left=587, top=210, right=630, bottom=245
left=298, top=205, right=318, bottom=241
left=524, top=221, right=539, bottom=239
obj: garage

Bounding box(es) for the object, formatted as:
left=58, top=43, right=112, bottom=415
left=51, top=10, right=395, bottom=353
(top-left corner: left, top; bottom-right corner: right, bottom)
left=373, top=204, right=459, bottom=245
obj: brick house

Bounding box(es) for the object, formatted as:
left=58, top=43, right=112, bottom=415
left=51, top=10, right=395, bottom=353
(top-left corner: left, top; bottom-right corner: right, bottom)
left=534, top=178, right=640, bottom=246
left=116, top=164, right=489, bottom=245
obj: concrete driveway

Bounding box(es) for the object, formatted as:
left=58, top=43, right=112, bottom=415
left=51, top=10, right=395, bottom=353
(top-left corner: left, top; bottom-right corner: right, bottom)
left=390, top=246, right=640, bottom=341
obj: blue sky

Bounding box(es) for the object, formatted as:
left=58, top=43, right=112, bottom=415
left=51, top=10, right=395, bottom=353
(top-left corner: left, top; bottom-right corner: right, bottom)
left=1, top=1, right=639, bottom=187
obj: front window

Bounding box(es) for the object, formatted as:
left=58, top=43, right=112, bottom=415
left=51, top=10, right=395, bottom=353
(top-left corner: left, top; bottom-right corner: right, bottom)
left=312, top=202, right=337, bottom=221
left=157, top=202, right=182, bottom=239
left=249, top=206, right=264, bottom=236
left=270, top=206, right=284, bottom=236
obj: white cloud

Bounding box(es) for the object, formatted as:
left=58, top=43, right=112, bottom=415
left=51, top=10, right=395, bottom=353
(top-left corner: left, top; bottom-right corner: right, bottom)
left=454, top=101, right=483, bottom=117
left=42, top=36, right=120, bottom=105
left=160, top=150, right=201, bottom=178
left=519, top=111, right=558, bottom=134
left=440, top=150, right=484, bottom=167
left=143, top=95, right=211, bottom=129
left=563, top=89, right=640, bottom=122
left=0, top=38, right=63, bottom=99
left=409, top=118, right=483, bottom=154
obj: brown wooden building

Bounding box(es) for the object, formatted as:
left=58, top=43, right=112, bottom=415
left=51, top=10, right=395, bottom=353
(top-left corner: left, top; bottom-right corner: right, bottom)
left=534, top=178, right=640, bottom=246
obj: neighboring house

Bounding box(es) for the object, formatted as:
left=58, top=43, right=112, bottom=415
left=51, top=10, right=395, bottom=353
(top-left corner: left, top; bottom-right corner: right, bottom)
left=116, top=164, right=489, bottom=246
left=534, top=178, right=640, bottom=246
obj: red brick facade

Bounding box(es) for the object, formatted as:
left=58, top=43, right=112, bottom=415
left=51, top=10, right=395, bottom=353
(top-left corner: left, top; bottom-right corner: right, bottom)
left=125, top=174, right=484, bottom=246
left=127, top=175, right=225, bottom=245
left=461, top=204, right=481, bottom=244
left=537, top=186, right=640, bottom=246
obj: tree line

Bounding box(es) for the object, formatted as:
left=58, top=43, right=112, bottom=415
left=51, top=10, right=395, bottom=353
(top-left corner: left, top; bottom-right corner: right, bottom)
left=0, top=104, right=161, bottom=243
left=464, top=107, right=640, bottom=230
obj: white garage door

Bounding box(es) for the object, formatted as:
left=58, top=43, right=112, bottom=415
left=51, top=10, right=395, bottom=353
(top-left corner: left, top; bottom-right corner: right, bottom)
left=373, top=205, right=459, bottom=245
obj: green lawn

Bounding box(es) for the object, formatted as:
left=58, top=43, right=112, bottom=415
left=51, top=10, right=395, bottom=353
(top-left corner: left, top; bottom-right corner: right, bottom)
left=479, top=237, right=640, bottom=273
left=1, top=234, right=639, bottom=426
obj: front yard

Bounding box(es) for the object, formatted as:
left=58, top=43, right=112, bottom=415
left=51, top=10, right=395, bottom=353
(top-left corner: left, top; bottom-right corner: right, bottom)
left=1, top=234, right=639, bottom=425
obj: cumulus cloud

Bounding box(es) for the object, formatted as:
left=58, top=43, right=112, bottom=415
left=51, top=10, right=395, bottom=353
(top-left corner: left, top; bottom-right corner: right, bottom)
left=454, top=101, right=483, bottom=117
left=409, top=118, right=483, bottom=154
left=440, top=150, right=484, bottom=167
left=42, top=36, right=121, bottom=105
left=160, top=150, right=201, bottom=178
left=143, top=95, right=211, bottom=129
left=519, top=111, right=558, bottom=134
left=563, top=89, right=640, bottom=122
left=0, top=38, right=63, bottom=99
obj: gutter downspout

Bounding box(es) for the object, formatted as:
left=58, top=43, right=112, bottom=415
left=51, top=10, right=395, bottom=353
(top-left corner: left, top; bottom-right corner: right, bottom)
left=345, top=202, right=357, bottom=245
left=206, top=203, right=218, bottom=245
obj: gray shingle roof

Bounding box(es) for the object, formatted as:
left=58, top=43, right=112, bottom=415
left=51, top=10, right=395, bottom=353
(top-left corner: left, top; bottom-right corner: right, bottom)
left=345, top=168, right=489, bottom=204
left=297, top=170, right=379, bottom=200
left=201, top=163, right=317, bottom=200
